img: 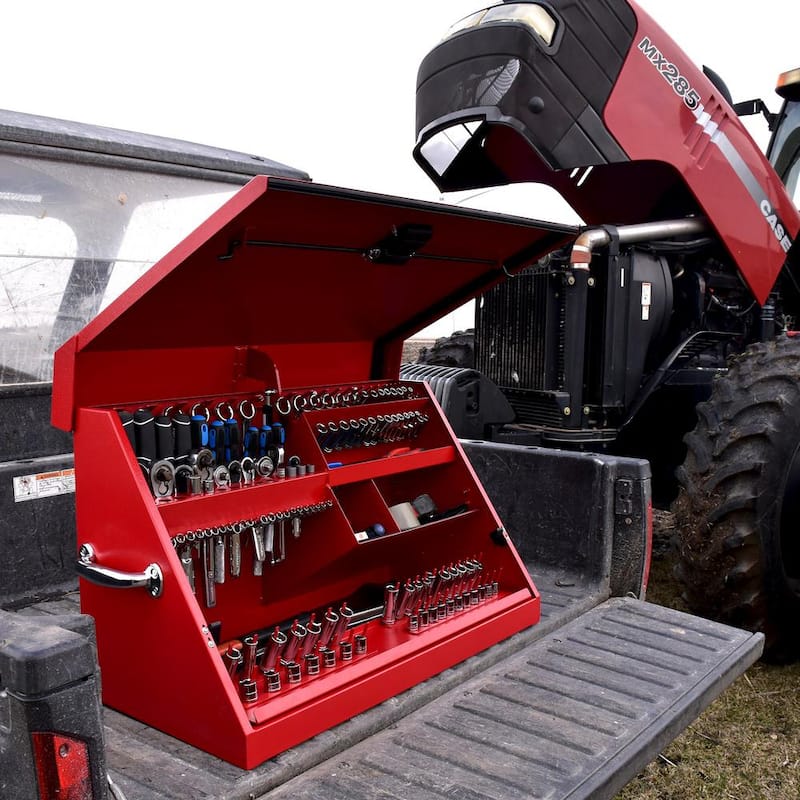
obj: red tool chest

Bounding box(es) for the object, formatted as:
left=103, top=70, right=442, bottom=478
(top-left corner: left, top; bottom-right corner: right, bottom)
left=51, top=176, right=573, bottom=768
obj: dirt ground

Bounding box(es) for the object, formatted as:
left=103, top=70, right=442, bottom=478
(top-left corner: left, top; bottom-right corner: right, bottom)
left=616, top=511, right=800, bottom=800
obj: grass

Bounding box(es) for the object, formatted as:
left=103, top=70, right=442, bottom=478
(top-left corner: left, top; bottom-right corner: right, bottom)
left=616, top=517, right=800, bottom=800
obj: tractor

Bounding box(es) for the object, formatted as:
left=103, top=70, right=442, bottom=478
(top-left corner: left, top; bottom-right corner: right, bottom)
left=404, top=0, right=800, bottom=659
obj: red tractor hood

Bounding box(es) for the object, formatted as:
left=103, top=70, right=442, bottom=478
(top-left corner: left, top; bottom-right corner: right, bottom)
left=414, top=0, right=800, bottom=305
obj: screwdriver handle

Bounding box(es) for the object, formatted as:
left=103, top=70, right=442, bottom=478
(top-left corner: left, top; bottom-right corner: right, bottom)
left=271, top=422, right=286, bottom=446
left=225, top=419, right=241, bottom=462
left=245, top=426, right=261, bottom=458
left=155, top=415, right=174, bottom=461
left=191, top=415, right=209, bottom=450
left=133, top=410, right=157, bottom=464
left=209, top=420, right=226, bottom=465
left=173, top=413, right=192, bottom=458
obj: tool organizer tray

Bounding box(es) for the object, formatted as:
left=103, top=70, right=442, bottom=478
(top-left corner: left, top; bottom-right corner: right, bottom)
left=50, top=177, right=567, bottom=768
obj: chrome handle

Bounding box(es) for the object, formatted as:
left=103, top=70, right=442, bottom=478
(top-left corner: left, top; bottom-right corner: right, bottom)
left=77, top=543, right=163, bottom=598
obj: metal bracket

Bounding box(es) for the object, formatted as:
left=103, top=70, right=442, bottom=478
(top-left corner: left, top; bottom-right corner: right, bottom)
left=76, top=544, right=163, bottom=598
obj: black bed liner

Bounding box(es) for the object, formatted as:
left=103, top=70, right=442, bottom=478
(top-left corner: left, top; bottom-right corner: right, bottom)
left=18, top=564, right=762, bottom=800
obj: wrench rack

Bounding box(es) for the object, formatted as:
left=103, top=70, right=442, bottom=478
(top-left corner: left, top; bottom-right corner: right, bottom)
left=51, top=177, right=555, bottom=768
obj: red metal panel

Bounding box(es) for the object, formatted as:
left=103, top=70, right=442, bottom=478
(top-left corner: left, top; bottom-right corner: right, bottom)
left=51, top=178, right=574, bottom=427
left=604, top=2, right=800, bottom=304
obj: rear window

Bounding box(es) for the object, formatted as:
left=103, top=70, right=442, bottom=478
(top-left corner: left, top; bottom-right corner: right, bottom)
left=0, top=154, right=237, bottom=384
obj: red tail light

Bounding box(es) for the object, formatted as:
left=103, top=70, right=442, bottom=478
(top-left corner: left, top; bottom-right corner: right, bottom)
left=31, top=732, right=93, bottom=799
left=642, top=498, right=653, bottom=594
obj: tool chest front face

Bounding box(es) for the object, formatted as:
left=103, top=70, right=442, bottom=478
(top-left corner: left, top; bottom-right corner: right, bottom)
left=51, top=176, right=572, bottom=768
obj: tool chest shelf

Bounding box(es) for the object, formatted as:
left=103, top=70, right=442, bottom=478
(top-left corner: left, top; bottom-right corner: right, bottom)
left=50, top=176, right=555, bottom=768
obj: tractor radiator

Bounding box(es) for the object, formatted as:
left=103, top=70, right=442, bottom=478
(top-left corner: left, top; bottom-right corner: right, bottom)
left=476, top=265, right=566, bottom=425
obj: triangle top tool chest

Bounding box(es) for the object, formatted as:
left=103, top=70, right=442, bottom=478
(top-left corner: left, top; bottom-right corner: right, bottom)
left=51, top=176, right=574, bottom=768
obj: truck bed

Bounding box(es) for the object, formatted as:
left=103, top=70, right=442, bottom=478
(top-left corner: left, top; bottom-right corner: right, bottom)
left=16, top=562, right=761, bottom=800
left=4, top=443, right=764, bottom=800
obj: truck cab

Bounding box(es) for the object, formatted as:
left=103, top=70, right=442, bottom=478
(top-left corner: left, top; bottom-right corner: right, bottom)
left=768, top=68, right=800, bottom=206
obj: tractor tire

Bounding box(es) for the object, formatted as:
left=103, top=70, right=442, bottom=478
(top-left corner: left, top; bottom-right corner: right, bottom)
left=416, top=329, right=475, bottom=368
left=673, top=335, right=800, bottom=661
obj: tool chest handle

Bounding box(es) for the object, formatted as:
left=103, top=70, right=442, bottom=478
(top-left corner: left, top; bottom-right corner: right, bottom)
left=77, top=543, right=163, bottom=598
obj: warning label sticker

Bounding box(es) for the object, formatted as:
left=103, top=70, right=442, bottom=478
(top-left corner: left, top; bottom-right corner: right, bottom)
left=13, top=468, right=76, bottom=503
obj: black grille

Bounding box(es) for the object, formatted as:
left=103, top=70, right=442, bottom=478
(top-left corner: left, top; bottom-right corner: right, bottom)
left=476, top=265, right=562, bottom=392
left=504, top=390, right=567, bottom=427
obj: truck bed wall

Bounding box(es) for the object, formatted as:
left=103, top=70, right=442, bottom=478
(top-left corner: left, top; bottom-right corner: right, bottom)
left=0, top=385, right=76, bottom=608
left=462, top=440, right=651, bottom=598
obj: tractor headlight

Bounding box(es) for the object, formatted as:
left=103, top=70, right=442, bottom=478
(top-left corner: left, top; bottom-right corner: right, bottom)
left=777, top=68, right=800, bottom=101
left=444, top=3, right=558, bottom=47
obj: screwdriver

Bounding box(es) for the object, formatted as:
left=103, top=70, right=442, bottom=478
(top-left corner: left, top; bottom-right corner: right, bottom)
left=271, top=422, right=286, bottom=447
left=244, top=426, right=261, bottom=458
left=190, top=414, right=209, bottom=450
left=224, top=418, right=241, bottom=462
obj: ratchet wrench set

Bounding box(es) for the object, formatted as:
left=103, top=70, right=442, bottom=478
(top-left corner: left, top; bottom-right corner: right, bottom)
left=52, top=176, right=541, bottom=768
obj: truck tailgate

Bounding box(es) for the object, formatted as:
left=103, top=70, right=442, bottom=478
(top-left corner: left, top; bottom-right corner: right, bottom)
left=262, top=597, right=762, bottom=800
left=89, top=579, right=761, bottom=800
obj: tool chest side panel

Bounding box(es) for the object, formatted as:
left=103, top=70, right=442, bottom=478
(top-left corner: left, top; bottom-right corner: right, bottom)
left=73, top=408, right=252, bottom=765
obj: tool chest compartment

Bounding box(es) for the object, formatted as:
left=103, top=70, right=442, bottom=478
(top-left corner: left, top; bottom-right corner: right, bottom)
left=51, top=176, right=574, bottom=768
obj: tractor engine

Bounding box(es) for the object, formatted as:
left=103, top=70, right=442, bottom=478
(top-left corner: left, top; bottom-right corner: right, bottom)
left=411, top=0, right=800, bottom=466
left=474, top=240, right=762, bottom=443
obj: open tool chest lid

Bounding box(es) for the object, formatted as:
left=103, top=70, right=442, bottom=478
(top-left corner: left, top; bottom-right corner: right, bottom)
left=52, top=176, right=576, bottom=430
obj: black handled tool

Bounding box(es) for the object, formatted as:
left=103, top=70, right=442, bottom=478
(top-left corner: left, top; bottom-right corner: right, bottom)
left=118, top=410, right=136, bottom=450
left=133, top=409, right=157, bottom=466
left=209, top=420, right=225, bottom=465
left=173, top=412, right=192, bottom=459
left=155, top=415, right=174, bottom=461
left=225, top=418, right=241, bottom=462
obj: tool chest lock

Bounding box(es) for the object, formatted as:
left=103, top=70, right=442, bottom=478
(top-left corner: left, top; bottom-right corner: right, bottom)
left=50, top=177, right=569, bottom=768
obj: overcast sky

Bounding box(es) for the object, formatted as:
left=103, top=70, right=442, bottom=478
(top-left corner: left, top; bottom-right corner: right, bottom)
left=3, top=1, right=795, bottom=201
left=3, top=1, right=797, bottom=333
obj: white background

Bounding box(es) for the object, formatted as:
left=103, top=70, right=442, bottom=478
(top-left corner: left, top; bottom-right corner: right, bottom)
left=4, top=1, right=797, bottom=333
